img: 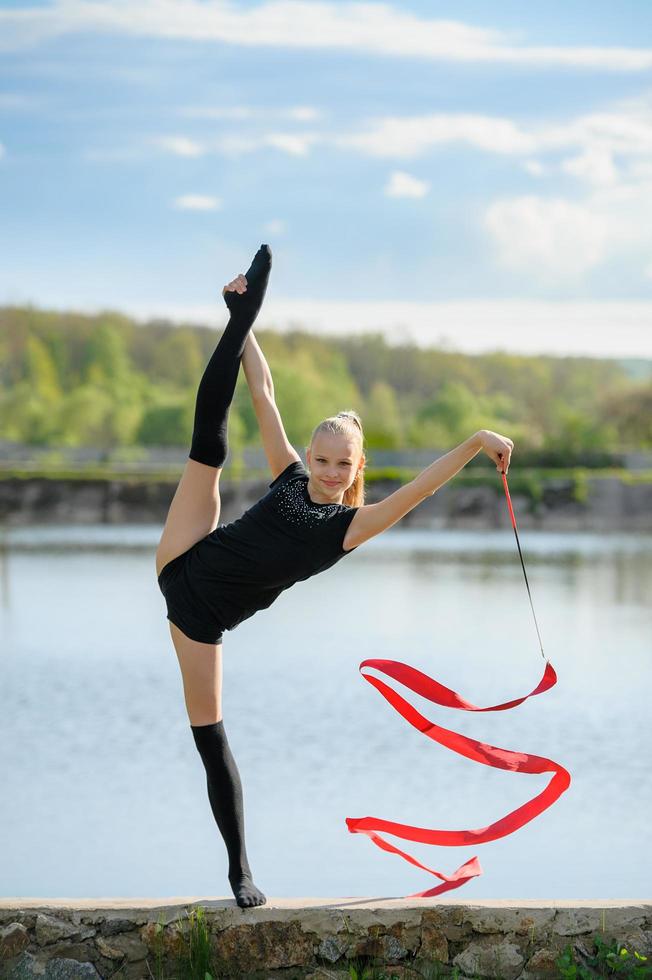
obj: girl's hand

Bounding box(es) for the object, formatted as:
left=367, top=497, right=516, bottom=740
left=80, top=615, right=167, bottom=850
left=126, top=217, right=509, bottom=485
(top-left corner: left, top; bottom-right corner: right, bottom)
left=222, top=274, right=247, bottom=297
left=478, top=429, right=514, bottom=474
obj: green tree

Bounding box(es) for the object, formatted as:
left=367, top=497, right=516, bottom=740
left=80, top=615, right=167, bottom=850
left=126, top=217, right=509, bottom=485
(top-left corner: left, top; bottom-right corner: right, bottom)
left=151, top=328, right=203, bottom=387
left=363, top=380, right=404, bottom=448
left=51, top=385, right=115, bottom=448
left=416, top=380, right=477, bottom=442
left=82, top=321, right=132, bottom=390
left=24, top=335, right=62, bottom=402
left=600, top=382, right=652, bottom=448
left=543, top=404, right=617, bottom=455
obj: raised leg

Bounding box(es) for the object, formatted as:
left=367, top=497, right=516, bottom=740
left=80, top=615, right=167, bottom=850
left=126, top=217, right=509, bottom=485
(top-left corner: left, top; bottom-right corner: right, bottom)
left=155, top=244, right=272, bottom=577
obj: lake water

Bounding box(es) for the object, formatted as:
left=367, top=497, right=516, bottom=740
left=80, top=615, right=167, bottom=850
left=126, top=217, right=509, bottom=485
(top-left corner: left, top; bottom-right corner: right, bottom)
left=0, top=524, right=650, bottom=901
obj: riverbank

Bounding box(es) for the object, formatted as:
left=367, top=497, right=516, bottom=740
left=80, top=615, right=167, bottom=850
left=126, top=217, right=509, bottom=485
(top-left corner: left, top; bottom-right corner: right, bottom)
left=1, top=898, right=651, bottom=980
left=0, top=469, right=650, bottom=531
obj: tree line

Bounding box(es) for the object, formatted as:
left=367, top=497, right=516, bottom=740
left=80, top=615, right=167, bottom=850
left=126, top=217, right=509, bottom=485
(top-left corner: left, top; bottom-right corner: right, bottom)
left=1, top=304, right=650, bottom=456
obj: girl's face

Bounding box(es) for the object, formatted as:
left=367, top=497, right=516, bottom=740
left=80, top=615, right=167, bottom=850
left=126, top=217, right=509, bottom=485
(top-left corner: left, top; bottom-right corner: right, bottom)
left=307, top=432, right=361, bottom=490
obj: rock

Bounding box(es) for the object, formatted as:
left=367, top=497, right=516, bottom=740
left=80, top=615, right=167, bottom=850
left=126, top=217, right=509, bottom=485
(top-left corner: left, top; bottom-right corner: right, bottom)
left=552, top=905, right=648, bottom=937
left=419, top=921, right=448, bottom=963
left=43, top=960, right=101, bottom=980
left=139, top=921, right=184, bottom=958
left=453, top=939, right=525, bottom=979
left=34, top=918, right=78, bottom=948
left=421, top=907, right=470, bottom=943
left=380, top=933, right=409, bottom=963
left=0, top=955, right=100, bottom=980
left=0, top=951, right=46, bottom=980
left=97, top=935, right=147, bottom=963
left=99, top=918, right=136, bottom=937
left=94, top=937, right=124, bottom=961
left=0, top=924, right=30, bottom=960
left=462, top=907, right=556, bottom=936
left=523, top=946, right=562, bottom=975
left=39, top=947, right=91, bottom=965
left=305, top=972, right=350, bottom=980
left=316, top=935, right=347, bottom=963
left=213, top=920, right=314, bottom=973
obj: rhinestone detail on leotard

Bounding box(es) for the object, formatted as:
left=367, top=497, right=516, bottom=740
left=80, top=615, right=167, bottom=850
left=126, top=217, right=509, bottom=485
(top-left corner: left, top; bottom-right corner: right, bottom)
left=275, top=476, right=342, bottom=526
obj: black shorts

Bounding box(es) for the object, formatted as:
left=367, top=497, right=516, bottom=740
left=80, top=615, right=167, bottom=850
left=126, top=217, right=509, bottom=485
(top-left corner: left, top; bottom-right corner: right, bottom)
left=157, top=550, right=226, bottom=645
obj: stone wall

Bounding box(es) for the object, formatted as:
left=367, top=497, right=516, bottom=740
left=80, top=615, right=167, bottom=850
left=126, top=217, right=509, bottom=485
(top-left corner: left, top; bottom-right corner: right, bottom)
left=1, top=899, right=650, bottom=980
left=0, top=473, right=651, bottom=531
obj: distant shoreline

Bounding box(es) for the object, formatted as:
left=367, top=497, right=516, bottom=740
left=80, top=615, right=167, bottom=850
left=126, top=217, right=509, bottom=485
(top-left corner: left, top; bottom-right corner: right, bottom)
left=0, top=468, right=650, bottom=532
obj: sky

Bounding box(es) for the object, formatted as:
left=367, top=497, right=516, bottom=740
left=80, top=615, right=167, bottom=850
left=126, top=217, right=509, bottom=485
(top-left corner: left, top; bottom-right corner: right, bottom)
left=1, top=0, right=652, bottom=358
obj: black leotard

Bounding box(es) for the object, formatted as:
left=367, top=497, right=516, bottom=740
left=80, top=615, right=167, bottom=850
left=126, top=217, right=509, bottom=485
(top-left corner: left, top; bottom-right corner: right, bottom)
left=158, top=459, right=359, bottom=643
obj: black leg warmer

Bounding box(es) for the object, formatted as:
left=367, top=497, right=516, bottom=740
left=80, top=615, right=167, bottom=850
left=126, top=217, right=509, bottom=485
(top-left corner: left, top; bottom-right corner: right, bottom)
left=189, top=244, right=272, bottom=468
left=190, top=720, right=267, bottom=908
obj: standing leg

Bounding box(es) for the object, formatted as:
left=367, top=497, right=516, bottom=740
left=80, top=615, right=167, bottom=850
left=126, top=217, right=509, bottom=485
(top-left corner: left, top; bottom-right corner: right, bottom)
left=191, top=720, right=265, bottom=908
left=169, top=622, right=267, bottom=909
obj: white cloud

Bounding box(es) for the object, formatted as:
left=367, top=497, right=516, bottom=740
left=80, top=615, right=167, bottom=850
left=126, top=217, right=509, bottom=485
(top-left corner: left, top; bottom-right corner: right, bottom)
left=484, top=195, right=609, bottom=280
left=163, top=91, right=652, bottom=172
left=335, top=113, right=534, bottom=158
left=332, top=92, right=652, bottom=165
left=265, top=132, right=314, bottom=155
left=155, top=135, right=206, bottom=157
left=384, top=171, right=430, bottom=198
left=212, top=130, right=320, bottom=156
left=561, top=147, right=619, bottom=185
left=173, top=194, right=222, bottom=211
left=628, top=160, right=652, bottom=180
left=1, top=1, right=652, bottom=72
left=523, top=160, right=546, bottom=177
left=0, top=142, right=5, bottom=160
left=178, top=104, right=321, bottom=121
left=286, top=106, right=321, bottom=121
left=262, top=219, right=286, bottom=235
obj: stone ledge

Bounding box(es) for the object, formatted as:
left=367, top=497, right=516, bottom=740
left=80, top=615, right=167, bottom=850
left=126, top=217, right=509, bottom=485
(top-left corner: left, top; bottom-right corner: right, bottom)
left=1, top=899, right=650, bottom=980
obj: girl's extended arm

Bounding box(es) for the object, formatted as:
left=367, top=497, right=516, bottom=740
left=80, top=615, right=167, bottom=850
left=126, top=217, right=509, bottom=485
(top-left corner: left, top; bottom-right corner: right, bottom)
left=344, top=430, right=514, bottom=550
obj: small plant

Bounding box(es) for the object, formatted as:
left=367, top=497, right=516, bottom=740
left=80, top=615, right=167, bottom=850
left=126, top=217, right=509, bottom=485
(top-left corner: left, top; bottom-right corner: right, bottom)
left=555, top=933, right=651, bottom=977
left=146, top=905, right=246, bottom=980
left=146, top=912, right=170, bottom=980
left=170, top=906, right=228, bottom=980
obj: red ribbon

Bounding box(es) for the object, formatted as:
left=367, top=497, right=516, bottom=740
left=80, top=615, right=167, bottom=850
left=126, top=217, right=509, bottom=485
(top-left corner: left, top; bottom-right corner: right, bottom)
left=344, top=469, right=571, bottom=897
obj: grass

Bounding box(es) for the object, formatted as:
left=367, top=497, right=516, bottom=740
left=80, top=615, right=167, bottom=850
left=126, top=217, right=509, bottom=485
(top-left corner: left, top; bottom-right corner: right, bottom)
left=555, top=934, right=651, bottom=977
left=146, top=906, right=235, bottom=980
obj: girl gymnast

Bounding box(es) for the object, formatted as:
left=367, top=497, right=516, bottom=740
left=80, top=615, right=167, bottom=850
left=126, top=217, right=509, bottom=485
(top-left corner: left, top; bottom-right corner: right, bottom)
left=155, top=243, right=514, bottom=908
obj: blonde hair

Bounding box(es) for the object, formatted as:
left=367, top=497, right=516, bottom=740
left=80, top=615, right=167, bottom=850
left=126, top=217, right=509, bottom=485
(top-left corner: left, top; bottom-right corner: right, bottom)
left=307, top=409, right=366, bottom=507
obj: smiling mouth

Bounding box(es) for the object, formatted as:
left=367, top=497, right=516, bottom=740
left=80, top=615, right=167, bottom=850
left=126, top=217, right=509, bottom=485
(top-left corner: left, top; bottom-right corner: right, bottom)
left=322, top=480, right=340, bottom=486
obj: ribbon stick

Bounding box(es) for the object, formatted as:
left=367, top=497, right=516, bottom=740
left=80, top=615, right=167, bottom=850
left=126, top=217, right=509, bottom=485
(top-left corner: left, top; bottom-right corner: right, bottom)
left=345, top=470, right=571, bottom=897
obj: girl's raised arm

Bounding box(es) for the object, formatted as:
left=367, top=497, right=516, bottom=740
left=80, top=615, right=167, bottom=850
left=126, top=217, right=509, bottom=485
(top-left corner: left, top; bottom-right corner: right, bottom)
left=241, top=329, right=274, bottom=398
left=241, top=332, right=300, bottom=478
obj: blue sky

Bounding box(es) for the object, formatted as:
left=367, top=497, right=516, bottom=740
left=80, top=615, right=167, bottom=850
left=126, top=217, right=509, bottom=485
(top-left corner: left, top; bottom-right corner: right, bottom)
left=1, top=0, right=652, bottom=357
